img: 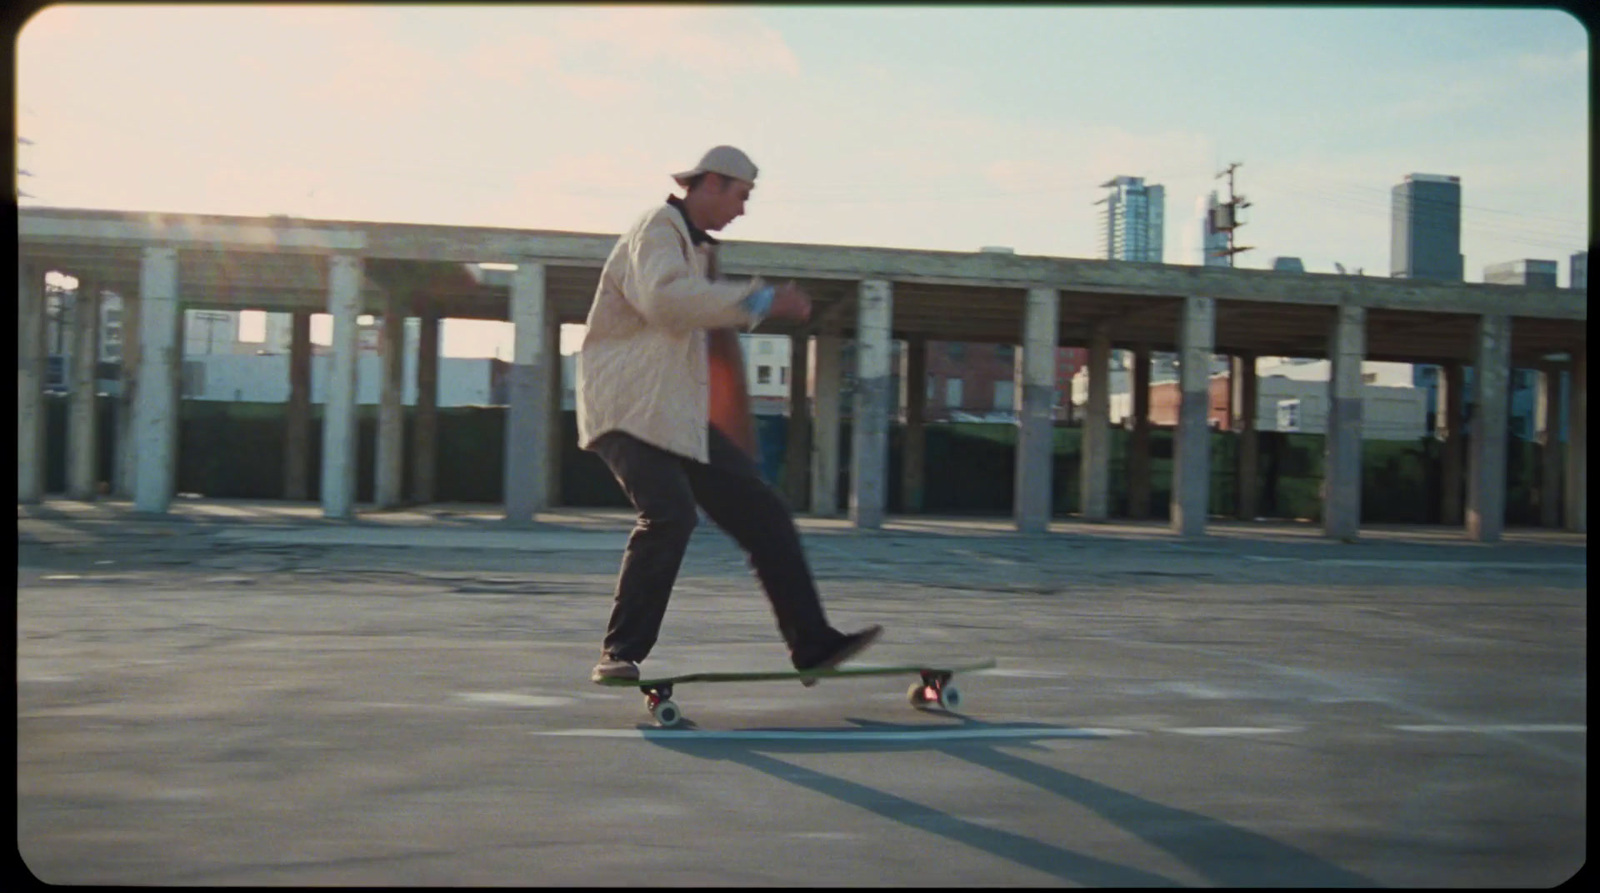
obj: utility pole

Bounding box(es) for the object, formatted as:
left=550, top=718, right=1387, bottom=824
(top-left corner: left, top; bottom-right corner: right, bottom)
left=1211, top=162, right=1253, bottom=266
left=17, top=136, right=36, bottom=200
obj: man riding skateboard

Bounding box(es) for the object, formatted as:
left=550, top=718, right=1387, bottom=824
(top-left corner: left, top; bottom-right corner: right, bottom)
left=575, top=145, right=882, bottom=683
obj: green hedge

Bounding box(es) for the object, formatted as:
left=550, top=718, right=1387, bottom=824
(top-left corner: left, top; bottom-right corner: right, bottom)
left=36, top=397, right=1556, bottom=524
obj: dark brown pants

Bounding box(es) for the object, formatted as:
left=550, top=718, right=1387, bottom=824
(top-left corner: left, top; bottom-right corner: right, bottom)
left=590, top=427, right=845, bottom=667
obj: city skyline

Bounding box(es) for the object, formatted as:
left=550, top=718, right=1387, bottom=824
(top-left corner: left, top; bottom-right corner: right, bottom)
left=16, top=5, right=1589, bottom=358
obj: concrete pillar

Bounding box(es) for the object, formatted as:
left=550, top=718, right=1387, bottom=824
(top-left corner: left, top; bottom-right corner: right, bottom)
left=1439, top=361, right=1465, bottom=526
left=132, top=248, right=180, bottom=514
left=504, top=262, right=553, bottom=521
left=809, top=331, right=842, bottom=516
left=1323, top=305, right=1365, bottom=540
left=17, top=260, right=47, bottom=503
left=900, top=335, right=927, bottom=513
left=1013, top=288, right=1059, bottom=532
left=1170, top=296, right=1215, bottom=536
left=412, top=306, right=440, bottom=504
left=320, top=254, right=363, bottom=520
left=1563, top=348, right=1585, bottom=532
left=284, top=310, right=312, bottom=501
left=850, top=279, right=893, bottom=529
left=66, top=279, right=102, bottom=500
left=1231, top=352, right=1259, bottom=520
left=784, top=333, right=812, bottom=510
left=1466, top=315, right=1510, bottom=542
left=113, top=290, right=140, bottom=500
left=1538, top=364, right=1562, bottom=528
left=1128, top=343, right=1152, bottom=519
left=374, top=292, right=405, bottom=509
left=545, top=317, right=563, bottom=508
left=1078, top=321, right=1111, bottom=522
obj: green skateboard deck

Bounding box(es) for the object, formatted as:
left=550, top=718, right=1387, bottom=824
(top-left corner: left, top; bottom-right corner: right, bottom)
left=595, top=658, right=996, bottom=727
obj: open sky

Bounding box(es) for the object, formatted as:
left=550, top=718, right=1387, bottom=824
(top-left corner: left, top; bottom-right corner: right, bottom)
left=15, top=4, right=1590, bottom=356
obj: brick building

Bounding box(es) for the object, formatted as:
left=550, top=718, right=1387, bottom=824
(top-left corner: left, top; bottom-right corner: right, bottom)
left=921, top=341, right=1088, bottom=421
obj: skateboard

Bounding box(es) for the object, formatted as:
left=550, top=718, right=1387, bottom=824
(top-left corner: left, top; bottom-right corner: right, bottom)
left=593, top=659, right=998, bottom=727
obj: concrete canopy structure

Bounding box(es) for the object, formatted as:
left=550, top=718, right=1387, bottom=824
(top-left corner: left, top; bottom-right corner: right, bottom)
left=19, top=206, right=1588, bottom=540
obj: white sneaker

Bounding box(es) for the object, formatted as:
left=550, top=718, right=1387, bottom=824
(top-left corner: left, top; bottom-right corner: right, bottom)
left=591, top=657, right=640, bottom=682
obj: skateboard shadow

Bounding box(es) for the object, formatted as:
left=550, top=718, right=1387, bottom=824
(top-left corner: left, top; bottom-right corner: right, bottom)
left=644, top=715, right=1375, bottom=888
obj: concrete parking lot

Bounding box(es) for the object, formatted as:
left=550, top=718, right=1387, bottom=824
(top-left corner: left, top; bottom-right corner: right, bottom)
left=17, top=500, right=1586, bottom=885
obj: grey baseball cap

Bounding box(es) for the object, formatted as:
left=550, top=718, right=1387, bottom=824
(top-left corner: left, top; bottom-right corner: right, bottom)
left=672, top=145, right=759, bottom=187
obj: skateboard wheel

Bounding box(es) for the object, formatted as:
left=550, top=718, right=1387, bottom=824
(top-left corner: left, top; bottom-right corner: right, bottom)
left=652, top=699, right=682, bottom=728
left=907, top=682, right=929, bottom=707
left=937, top=685, right=961, bottom=711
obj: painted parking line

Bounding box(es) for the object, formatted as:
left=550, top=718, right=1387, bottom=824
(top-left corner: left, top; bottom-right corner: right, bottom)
left=529, top=724, right=1584, bottom=740
left=1242, top=556, right=1585, bottom=571
left=530, top=727, right=1143, bottom=742
left=1391, top=724, right=1585, bottom=734
left=1162, top=726, right=1302, bottom=736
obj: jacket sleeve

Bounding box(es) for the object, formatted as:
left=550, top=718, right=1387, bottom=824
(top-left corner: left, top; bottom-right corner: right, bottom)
left=627, top=219, right=764, bottom=332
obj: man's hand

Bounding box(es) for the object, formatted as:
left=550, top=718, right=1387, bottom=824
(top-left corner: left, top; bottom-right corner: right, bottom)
left=767, top=282, right=812, bottom=322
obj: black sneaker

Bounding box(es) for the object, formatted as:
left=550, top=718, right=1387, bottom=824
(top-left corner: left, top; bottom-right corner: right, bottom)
left=796, top=625, right=883, bottom=685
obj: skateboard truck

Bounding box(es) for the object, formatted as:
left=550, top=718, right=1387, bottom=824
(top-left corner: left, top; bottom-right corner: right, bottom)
left=906, top=670, right=961, bottom=712
left=639, top=683, right=681, bottom=727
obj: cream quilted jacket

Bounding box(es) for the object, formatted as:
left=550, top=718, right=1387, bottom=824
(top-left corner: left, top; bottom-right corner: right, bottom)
left=575, top=202, right=765, bottom=463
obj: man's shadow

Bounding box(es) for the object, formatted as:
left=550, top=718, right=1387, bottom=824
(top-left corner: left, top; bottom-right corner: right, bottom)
left=644, top=715, right=1375, bottom=888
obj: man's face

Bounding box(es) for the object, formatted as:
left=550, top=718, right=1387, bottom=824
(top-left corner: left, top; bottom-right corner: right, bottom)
left=702, top=174, right=752, bottom=231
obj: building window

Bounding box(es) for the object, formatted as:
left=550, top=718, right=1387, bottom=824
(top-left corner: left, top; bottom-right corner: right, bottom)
left=927, top=375, right=937, bottom=402
left=994, top=380, right=1015, bottom=411
left=779, top=367, right=788, bottom=386
left=1362, top=372, right=1378, bottom=385
left=996, top=344, right=1014, bottom=363
left=181, top=360, right=206, bottom=398
left=945, top=378, right=964, bottom=409
left=757, top=365, right=772, bottom=385
left=1277, top=399, right=1300, bottom=432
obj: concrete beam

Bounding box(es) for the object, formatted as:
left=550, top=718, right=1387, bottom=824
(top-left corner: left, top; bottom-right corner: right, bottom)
left=809, top=332, right=842, bottom=517
left=901, top=335, right=927, bottom=513
left=1563, top=347, right=1585, bottom=532
left=1439, top=362, right=1465, bottom=526
left=284, top=311, right=312, bottom=501
left=1466, top=315, right=1510, bottom=542
left=67, top=279, right=102, bottom=500
left=20, top=209, right=1586, bottom=323
left=504, top=263, right=553, bottom=521
left=133, top=247, right=180, bottom=514
left=784, top=334, right=812, bottom=510
left=1323, top=306, right=1365, bottom=540
left=1128, top=343, right=1152, bottom=519
left=850, top=279, right=893, bottom=529
left=1078, top=320, right=1111, bottom=522
left=17, top=260, right=47, bottom=503
left=375, top=292, right=406, bottom=509
left=412, top=306, right=440, bottom=504
left=1232, top=352, right=1259, bottom=520
left=320, top=255, right=363, bottom=520
left=1170, top=296, right=1215, bottom=537
left=21, top=211, right=366, bottom=253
